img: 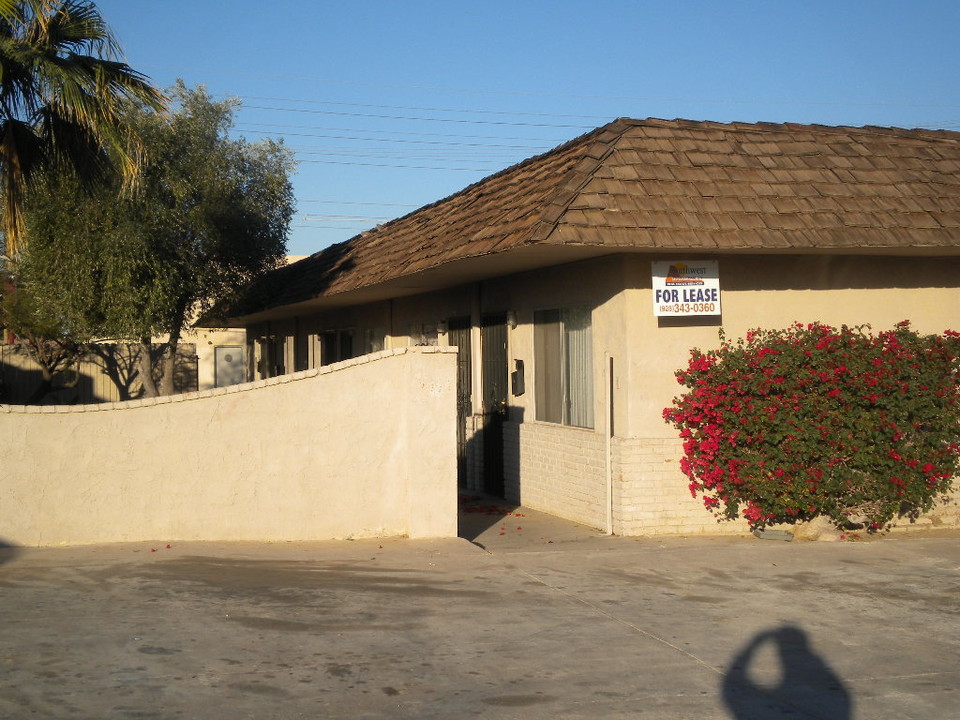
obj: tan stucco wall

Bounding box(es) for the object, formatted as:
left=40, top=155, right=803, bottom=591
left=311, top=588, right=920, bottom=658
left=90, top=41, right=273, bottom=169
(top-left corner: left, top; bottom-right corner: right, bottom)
left=437, top=253, right=960, bottom=535
left=238, top=253, right=960, bottom=537
left=0, top=347, right=458, bottom=547
left=623, top=254, right=960, bottom=439
left=188, top=326, right=247, bottom=390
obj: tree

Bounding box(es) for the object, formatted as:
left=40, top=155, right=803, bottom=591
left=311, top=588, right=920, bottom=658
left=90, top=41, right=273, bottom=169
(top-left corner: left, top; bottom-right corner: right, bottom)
left=15, top=83, right=295, bottom=396
left=0, top=0, right=165, bottom=260
left=1, top=268, right=83, bottom=401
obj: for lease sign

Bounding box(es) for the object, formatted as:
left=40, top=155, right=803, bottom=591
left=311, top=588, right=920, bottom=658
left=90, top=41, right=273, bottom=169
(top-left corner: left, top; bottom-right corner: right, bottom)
left=652, top=260, right=721, bottom=317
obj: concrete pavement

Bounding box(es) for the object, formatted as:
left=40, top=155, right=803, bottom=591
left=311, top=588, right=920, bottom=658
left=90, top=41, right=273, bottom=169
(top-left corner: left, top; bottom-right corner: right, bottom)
left=1, top=502, right=958, bottom=719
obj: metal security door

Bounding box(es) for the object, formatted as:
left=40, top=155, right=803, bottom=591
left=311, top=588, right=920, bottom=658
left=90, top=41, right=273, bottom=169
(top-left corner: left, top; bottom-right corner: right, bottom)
left=481, top=314, right=508, bottom=496
left=447, top=317, right=473, bottom=487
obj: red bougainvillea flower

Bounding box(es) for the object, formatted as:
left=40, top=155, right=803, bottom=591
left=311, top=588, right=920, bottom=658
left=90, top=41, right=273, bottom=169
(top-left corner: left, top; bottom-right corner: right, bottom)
left=665, top=321, right=960, bottom=532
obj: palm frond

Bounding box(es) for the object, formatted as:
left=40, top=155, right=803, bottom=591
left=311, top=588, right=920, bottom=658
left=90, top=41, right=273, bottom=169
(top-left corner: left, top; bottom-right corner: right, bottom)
left=0, top=0, right=165, bottom=257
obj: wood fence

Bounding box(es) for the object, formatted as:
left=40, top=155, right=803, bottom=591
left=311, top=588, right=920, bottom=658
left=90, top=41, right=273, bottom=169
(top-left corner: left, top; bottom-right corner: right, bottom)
left=0, top=343, right=198, bottom=405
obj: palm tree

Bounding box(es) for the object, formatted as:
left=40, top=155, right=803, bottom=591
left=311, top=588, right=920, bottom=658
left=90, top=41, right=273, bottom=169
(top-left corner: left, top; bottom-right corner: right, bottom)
left=0, top=0, right=165, bottom=260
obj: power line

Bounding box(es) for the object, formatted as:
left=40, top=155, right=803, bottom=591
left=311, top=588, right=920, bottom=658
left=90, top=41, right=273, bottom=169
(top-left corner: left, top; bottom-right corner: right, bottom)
left=300, top=214, right=395, bottom=222
left=239, top=96, right=612, bottom=122
left=298, top=199, right=419, bottom=207
left=242, top=104, right=594, bottom=129
left=289, top=147, right=523, bottom=161
left=228, top=111, right=579, bottom=142
left=292, top=223, right=375, bottom=231
left=294, top=158, right=495, bottom=171
left=146, top=63, right=960, bottom=111
left=232, top=124, right=553, bottom=150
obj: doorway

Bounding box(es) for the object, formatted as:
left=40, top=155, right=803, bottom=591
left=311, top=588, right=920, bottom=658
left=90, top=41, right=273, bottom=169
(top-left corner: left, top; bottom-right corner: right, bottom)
left=447, top=317, right=473, bottom=487
left=481, top=314, right=508, bottom=496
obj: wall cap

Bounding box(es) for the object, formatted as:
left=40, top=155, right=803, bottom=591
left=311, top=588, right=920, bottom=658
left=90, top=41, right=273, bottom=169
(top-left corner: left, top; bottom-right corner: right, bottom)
left=0, top=346, right=456, bottom=415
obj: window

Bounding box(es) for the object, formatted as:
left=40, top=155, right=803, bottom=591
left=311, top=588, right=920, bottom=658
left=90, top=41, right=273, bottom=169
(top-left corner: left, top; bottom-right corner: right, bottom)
left=256, top=335, right=285, bottom=378
left=534, top=308, right=593, bottom=428
left=320, top=329, right=354, bottom=366
left=361, top=327, right=386, bottom=355
left=293, top=325, right=311, bottom=372
left=319, top=327, right=385, bottom=366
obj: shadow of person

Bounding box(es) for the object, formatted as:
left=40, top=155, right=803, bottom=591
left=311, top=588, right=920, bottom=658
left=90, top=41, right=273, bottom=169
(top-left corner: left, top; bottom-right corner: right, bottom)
left=722, top=625, right=851, bottom=719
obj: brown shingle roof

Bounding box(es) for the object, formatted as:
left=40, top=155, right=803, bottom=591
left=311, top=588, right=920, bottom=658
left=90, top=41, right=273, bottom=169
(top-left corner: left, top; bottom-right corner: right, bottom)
left=229, top=117, right=960, bottom=319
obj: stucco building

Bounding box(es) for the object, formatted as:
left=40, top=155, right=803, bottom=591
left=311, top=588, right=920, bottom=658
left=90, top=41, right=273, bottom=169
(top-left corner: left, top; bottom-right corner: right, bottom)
left=216, top=118, right=960, bottom=536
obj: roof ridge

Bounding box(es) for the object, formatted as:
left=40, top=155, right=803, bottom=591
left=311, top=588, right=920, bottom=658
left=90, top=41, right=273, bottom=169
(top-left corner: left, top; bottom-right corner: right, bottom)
left=615, top=116, right=960, bottom=144
left=326, top=117, right=960, bottom=255
left=525, top=118, right=635, bottom=245
left=325, top=118, right=622, bottom=251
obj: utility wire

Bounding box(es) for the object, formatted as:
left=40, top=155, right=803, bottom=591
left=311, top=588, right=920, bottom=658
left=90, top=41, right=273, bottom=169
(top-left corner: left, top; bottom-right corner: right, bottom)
left=294, top=158, right=495, bottom=171
left=242, top=104, right=595, bottom=129
left=299, top=199, right=419, bottom=207
left=232, top=124, right=553, bottom=150
left=239, top=96, right=613, bottom=121
left=146, top=63, right=960, bottom=110
left=229, top=118, right=575, bottom=142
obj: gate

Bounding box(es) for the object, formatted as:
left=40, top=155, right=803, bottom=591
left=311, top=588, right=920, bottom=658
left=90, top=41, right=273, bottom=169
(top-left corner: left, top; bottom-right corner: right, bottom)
left=481, top=314, right=508, bottom=496
left=447, top=317, right=473, bottom=487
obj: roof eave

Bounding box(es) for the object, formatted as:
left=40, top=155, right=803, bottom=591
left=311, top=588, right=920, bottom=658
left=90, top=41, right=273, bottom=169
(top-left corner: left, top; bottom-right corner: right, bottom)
left=215, top=240, right=960, bottom=326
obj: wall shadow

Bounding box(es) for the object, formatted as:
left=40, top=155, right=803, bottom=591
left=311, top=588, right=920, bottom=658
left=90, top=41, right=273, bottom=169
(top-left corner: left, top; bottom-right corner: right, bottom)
left=457, top=494, right=523, bottom=543
left=456, top=404, right=526, bottom=543
left=0, top=539, right=21, bottom=566
left=722, top=624, right=851, bottom=719
left=0, top=351, right=93, bottom=404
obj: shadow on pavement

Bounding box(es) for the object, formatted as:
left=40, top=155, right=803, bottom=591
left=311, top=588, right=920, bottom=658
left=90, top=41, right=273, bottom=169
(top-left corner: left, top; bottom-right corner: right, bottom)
left=457, top=494, right=522, bottom=542
left=0, top=539, right=19, bottom=566
left=458, top=494, right=606, bottom=552
left=723, top=624, right=852, bottom=719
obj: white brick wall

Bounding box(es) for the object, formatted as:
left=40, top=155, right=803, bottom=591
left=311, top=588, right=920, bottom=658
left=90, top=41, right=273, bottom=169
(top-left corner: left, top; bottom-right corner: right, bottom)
left=508, top=427, right=960, bottom=536
left=460, top=414, right=486, bottom=496
left=612, top=436, right=750, bottom=536
left=515, top=422, right=608, bottom=529
left=611, top=436, right=960, bottom=537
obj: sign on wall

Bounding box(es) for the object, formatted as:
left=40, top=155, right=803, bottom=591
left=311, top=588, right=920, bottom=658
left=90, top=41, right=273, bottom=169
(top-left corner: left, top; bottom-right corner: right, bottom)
left=652, top=260, right=721, bottom=317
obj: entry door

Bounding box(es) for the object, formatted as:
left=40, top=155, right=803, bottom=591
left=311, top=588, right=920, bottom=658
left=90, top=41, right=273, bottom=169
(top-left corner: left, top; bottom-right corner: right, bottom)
left=481, top=314, right=508, bottom=496
left=214, top=346, right=245, bottom=387
left=447, top=317, right=473, bottom=487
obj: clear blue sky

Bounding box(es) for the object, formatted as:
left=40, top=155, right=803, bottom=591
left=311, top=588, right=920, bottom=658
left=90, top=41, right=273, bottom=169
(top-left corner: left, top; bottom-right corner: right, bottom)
left=96, top=0, right=960, bottom=256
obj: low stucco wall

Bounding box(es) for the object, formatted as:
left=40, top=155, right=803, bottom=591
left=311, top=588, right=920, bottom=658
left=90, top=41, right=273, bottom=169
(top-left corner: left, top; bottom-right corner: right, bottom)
left=0, top=347, right=458, bottom=547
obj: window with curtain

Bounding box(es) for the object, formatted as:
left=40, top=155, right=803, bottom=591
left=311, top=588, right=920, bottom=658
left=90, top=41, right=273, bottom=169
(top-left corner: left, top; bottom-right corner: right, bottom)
left=534, top=308, right=594, bottom=428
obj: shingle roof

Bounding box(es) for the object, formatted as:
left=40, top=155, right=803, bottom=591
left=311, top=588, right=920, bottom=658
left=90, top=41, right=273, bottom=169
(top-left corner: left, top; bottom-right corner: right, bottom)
left=227, top=117, right=960, bottom=320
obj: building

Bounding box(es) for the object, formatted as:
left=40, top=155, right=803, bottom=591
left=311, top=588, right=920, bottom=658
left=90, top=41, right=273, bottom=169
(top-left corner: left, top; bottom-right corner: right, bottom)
left=214, top=118, right=960, bottom=536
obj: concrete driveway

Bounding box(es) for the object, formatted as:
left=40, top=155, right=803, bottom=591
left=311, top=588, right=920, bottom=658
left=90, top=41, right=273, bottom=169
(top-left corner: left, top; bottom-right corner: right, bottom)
left=2, top=504, right=958, bottom=719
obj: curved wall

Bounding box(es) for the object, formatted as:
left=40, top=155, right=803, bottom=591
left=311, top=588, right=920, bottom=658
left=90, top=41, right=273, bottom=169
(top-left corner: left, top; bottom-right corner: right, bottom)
left=0, top=347, right=458, bottom=546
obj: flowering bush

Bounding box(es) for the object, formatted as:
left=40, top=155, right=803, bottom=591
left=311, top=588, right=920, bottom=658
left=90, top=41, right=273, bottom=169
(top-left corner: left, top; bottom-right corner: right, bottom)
left=663, top=322, right=960, bottom=532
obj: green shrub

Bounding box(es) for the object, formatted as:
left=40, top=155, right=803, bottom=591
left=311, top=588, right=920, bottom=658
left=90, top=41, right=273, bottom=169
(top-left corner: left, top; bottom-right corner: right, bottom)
left=663, top=322, right=960, bottom=531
